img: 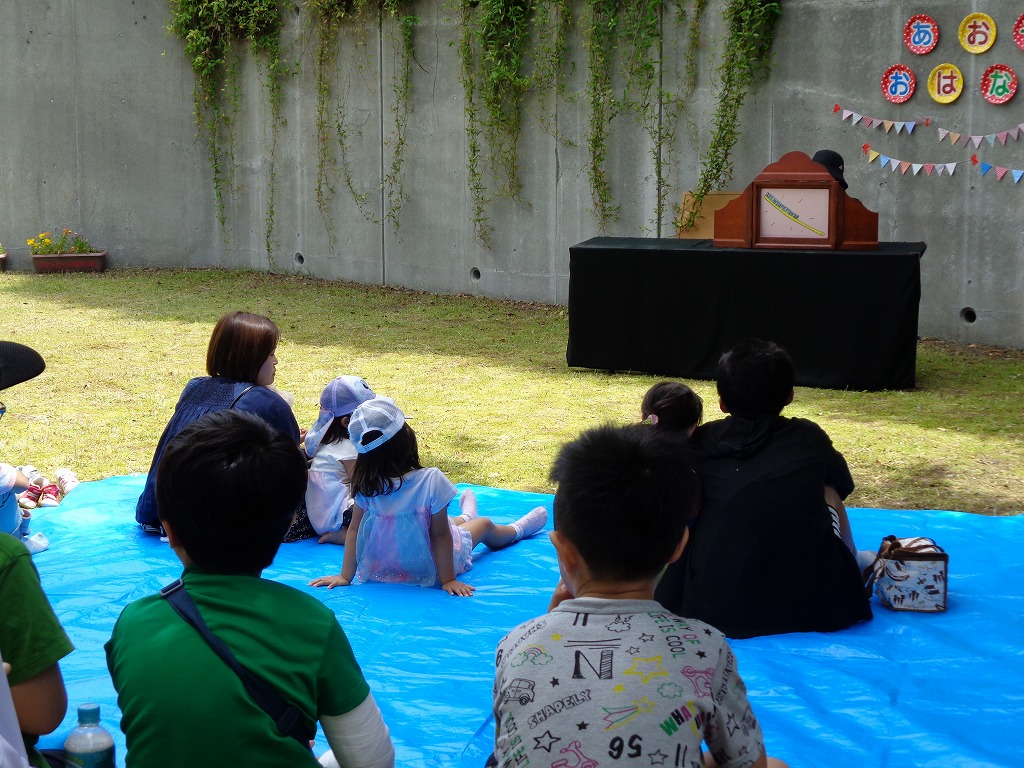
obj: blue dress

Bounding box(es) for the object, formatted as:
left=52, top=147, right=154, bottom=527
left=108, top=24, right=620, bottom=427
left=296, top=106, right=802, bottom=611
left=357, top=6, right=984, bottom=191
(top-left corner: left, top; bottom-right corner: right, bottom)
left=135, top=377, right=300, bottom=525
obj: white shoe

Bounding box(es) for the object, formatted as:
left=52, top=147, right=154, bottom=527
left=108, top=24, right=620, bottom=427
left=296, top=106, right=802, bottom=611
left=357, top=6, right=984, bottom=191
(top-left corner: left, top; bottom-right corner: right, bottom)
left=55, top=468, right=80, bottom=496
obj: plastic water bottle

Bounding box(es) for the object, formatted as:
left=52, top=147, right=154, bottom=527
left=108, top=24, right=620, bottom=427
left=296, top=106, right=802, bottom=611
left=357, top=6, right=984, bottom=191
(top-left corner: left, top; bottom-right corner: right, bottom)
left=63, top=703, right=115, bottom=768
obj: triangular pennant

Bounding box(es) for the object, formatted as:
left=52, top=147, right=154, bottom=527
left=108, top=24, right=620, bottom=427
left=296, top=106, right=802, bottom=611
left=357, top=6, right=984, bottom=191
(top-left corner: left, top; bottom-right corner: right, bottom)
left=843, top=110, right=853, bottom=121
left=880, top=155, right=891, bottom=168
left=998, top=131, right=1009, bottom=145
left=895, top=121, right=906, bottom=134
left=935, top=165, right=944, bottom=176
left=972, top=136, right=984, bottom=148
left=891, top=160, right=901, bottom=173
left=899, top=161, right=911, bottom=174
left=851, top=113, right=863, bottom=125
left=996, top=167, right=1008, bottom=180
left=863, top=117, right=874, bottom=128
left=949, top=131, right=961, bottom=145
left=906, top=121, right=916, bottom=134
left=1019, top=123, right=1024, bottom=133
left=868, top=150, right=880, bottom=163
left=1013, top=170, right=1024, bottom=183
left=980, top=162, right=992, bottom=176
left=883, top=120, right=894, bottom=133
left=938, top=128, right=949, bottom=142
left=946, top=162, right=957, bottom=175
left=1011, top=126, right=1021, bottom=140
left=912, top=163, right=923, bottom=175
left=986, top=135, right=997, bottom=147
left=924, top=163, right=934, bottom=176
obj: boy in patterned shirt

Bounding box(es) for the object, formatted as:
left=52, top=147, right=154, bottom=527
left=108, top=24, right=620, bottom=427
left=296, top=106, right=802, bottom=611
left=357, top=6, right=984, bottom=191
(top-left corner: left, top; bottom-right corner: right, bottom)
left=490, top=424, right=789, bottom=768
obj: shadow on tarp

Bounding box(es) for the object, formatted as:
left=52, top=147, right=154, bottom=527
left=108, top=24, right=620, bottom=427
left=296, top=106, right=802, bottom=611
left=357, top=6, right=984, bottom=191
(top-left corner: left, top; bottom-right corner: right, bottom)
left=29, top=475, right=1021, bottom=768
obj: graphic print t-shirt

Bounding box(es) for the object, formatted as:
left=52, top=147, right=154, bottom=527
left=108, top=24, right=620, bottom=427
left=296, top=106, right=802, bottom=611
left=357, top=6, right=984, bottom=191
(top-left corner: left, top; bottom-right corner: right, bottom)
left=492, top=598, right=764, bottom=768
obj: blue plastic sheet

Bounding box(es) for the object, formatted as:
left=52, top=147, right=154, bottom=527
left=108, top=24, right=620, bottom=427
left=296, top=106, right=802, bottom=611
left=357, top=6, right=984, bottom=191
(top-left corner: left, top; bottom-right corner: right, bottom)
left=29, top=476, right=1024, bottom=767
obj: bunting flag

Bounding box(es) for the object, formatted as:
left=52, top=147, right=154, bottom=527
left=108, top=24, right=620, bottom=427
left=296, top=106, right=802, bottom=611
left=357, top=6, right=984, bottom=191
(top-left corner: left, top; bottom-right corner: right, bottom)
left=833, top=105, right=1024, bottom=148
left=863, top=144, right=958, bottom=177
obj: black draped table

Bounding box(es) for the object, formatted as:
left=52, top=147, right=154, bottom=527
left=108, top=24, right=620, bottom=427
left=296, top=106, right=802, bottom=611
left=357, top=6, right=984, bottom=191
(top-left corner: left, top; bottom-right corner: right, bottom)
left=566, top=238, right=926, bottom=391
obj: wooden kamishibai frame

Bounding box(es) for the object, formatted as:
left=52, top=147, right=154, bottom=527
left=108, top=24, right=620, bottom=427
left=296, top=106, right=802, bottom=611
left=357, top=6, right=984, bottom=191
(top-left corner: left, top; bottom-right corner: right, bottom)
left=713, top=151, right=879, bottom=250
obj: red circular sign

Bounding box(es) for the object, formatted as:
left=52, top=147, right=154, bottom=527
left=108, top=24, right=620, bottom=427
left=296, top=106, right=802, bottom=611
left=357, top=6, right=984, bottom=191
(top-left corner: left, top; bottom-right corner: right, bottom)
left=882, top=64, right=916, bottom=103
left=980, top=64, right=1018, bottom=105
left=904, top=15, right=940, bottom=54
left=1014, top=12, right=1024, bottom=52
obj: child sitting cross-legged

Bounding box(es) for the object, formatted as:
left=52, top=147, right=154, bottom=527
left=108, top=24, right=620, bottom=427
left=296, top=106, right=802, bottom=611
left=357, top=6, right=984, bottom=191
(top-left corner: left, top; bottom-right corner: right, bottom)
left=490, top=424, right=790, bottom=768
left=106, top=410, right=394, bottom=768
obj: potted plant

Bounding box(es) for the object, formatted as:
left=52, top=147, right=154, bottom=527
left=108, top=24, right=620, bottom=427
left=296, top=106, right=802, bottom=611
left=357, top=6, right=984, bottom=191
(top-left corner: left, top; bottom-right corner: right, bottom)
left=0, top=242, right=6, bottom=272
left=27, top=229, right=107, bottom=273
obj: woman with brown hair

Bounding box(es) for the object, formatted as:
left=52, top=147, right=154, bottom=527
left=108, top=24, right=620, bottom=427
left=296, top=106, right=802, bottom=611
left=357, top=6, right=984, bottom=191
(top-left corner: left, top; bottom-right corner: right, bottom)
left=135, top=312, right=303, bottom=538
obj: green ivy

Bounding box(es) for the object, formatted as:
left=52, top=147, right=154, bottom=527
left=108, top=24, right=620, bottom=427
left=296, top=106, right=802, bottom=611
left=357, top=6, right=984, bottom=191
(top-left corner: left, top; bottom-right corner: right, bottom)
left=679, top=0, right=781, bottom=231
left=167, top=0, right=284, bottom=250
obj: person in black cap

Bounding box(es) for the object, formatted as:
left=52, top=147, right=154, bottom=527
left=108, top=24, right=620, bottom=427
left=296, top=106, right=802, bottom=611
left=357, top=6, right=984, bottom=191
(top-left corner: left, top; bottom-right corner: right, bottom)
left=0, top=342, right=46, bottom=544
left=812, top=149, right=849, bottom=190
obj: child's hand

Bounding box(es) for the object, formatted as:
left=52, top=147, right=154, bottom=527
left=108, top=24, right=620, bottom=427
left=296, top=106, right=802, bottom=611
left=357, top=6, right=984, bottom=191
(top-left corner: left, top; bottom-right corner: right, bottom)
left=2, top=662, right=10, bottom=676
left=441, top=579, right=475, bottom=597
left=309, top=575, right=351, bottom=589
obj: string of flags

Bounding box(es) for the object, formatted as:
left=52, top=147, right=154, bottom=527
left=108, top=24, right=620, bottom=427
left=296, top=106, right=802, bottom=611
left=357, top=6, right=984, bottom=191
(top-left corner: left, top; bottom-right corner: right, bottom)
left=836, top=104, right=1024, bottom=184
left=861, top=144, right=1024, bottom=183
left=833, top=104, right=1024, bottom=146
left=862, top=144, right=958, bottom=176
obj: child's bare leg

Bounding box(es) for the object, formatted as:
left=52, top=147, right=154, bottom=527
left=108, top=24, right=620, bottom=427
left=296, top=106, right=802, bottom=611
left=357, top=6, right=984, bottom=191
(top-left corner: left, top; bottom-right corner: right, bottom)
left=463, top=506, right=548, bottom=548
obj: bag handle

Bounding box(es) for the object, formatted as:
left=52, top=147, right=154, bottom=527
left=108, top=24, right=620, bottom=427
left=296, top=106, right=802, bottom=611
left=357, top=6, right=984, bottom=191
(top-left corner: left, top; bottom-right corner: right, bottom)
left=229, top=385, right=256, bottom=409
left=159, top=579, right=314, bottom=749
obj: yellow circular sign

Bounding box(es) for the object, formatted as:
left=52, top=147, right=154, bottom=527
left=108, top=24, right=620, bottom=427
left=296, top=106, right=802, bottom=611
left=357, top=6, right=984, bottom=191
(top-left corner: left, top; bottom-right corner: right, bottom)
left=929, top=63, right=964, bottom=103
left=959, top=12, right=996, bottom=53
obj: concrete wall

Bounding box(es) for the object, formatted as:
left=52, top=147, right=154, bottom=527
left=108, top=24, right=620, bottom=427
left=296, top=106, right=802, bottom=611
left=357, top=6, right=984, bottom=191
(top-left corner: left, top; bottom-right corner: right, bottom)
left=2, top=1, right=1022, bottom=348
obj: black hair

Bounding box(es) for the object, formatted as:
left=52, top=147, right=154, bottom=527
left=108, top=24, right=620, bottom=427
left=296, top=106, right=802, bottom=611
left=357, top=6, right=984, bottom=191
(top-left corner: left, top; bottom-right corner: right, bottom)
left=716, top=338, right=794, bottom=417
left=349, top=422, right=422, bottom=497
left=156, top=410, right=307, bottom=574
left=549, top=424, right=699, bottom=581
left=319, top=415, right=351, bottom=446
left=641, top=381, right=703, bottom=433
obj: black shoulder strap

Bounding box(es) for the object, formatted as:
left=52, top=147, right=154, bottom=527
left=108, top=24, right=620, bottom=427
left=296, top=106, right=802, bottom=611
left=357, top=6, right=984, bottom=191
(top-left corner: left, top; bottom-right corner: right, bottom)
left=159, top=579, right=313, bottom=749
left=229, top=385, right=257, bottom=409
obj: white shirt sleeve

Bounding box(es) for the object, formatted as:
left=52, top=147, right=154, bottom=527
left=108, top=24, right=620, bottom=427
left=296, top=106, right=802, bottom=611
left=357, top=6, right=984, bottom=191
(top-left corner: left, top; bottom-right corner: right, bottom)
left=317, top=693, right=395, bottom=768
left=0, top=464, right=17, bottom=493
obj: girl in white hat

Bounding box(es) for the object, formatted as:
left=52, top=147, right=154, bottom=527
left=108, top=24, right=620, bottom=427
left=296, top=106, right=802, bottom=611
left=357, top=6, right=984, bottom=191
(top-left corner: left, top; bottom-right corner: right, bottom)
left=304, top=376, right=377, bottom=544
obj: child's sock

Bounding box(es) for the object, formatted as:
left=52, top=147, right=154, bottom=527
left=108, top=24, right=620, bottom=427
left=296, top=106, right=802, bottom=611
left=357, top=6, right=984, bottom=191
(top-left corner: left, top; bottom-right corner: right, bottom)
left=456, top=489, right=479, bottom=524
left=22, top=531, right=49, bottom=554
left=511, top=506, right=548, bottom=542
left=17, top=511, right=31, bottom=538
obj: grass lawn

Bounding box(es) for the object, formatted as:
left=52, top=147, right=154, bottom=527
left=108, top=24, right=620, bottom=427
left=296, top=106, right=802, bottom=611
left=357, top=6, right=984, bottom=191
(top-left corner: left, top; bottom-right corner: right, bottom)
left=1, top=269, right=1022, bottom=515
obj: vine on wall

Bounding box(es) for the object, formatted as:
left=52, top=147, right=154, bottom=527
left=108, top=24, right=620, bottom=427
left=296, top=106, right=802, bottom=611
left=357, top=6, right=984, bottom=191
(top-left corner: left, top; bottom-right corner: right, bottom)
left=167, top=0, right=285, bottom=259
left=308, top=0, right=416, bottom=241
left=168, top=0, right=781, bottom=252
left=678, top=0, right=781, bottom=230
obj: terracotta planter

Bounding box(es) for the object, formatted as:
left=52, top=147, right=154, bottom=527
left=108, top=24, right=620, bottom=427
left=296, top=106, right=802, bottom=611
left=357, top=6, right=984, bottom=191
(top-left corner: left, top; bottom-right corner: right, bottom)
left=32, top=250, right=107, bottom=273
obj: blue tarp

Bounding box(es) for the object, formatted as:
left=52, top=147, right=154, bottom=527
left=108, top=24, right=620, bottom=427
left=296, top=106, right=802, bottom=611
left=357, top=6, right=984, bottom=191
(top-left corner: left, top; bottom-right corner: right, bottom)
left=30, top=475, right=1023, bottom=767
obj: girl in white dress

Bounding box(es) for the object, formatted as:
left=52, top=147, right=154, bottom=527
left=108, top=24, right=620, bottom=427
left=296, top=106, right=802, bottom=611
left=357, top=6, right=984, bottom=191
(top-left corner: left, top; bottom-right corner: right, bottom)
left=304, top=376, right=376, bottom=544
left=309, top=398, right=547, bottom=596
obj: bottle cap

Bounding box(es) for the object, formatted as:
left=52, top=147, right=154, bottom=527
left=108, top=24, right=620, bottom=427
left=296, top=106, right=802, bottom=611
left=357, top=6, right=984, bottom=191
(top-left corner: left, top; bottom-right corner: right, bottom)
left=78, top=703, right=101, bottom=725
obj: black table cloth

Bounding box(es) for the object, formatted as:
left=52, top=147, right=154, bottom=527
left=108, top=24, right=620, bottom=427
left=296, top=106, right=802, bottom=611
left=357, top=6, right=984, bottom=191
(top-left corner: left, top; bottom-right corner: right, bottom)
left=566, top=238, right=925, bottom=391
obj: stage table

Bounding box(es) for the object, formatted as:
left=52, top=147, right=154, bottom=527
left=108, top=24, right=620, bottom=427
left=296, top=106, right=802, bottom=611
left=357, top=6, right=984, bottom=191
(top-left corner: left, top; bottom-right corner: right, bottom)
left=566, top=237, right=925, bottom=391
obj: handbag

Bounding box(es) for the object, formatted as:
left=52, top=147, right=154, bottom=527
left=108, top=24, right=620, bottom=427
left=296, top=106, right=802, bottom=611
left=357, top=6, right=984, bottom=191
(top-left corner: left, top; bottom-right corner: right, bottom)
left=864, top=535, right=948, bottom=612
